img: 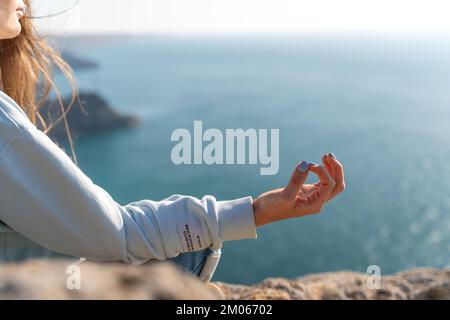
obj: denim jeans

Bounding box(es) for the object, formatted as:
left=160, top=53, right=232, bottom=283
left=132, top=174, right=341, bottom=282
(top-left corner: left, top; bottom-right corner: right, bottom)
left=167, top=247, right=214, bottom=278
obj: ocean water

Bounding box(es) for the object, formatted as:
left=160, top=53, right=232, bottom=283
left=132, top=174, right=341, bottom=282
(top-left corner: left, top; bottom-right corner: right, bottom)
left=59, top=34, right=450, bottom=284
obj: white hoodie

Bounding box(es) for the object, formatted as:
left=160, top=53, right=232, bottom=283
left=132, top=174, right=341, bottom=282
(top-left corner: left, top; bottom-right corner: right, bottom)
left=0, top=90, right=257, bottom=282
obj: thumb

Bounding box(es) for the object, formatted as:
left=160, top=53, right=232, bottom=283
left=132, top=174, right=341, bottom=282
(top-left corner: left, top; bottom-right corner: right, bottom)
left=282, top=161, right=310, bottom=201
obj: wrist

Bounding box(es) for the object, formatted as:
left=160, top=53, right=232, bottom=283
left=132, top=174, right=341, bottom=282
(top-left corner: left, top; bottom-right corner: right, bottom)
left=252, top=197, right=267, bottom=227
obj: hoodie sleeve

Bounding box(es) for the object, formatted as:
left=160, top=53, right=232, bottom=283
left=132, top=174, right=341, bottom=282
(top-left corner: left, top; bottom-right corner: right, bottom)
left=0, top=92, right=257, bottom=264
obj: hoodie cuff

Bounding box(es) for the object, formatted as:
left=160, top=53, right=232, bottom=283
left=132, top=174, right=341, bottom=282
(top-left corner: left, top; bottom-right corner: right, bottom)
left=216, top=196, right=258, bottom=242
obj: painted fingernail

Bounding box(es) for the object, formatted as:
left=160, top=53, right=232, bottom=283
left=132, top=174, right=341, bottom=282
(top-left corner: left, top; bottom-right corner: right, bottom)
left=309, top=162, right=319, bottom=167
left=299, top=161, right=309, bottom=173
left=329, top=153, right=337, bottom=160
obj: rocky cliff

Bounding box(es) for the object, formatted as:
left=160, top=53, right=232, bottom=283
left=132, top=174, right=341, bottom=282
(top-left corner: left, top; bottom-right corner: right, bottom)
left=0, top=260, right=448, bottom=300
left=40, top=92, right=140, bottom=144
left=61, top=51, right=99, bottom=71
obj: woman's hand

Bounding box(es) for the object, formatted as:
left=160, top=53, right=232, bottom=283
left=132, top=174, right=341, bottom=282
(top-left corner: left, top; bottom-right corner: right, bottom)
left=253, top=153, right=346, bottom=227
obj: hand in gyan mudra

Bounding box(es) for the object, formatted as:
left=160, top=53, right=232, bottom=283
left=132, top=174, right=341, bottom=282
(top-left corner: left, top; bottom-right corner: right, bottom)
left=253, top=153, right=346, bottom=227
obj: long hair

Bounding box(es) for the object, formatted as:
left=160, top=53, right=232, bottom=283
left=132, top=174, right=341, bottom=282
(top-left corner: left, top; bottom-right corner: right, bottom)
left=0, top=0, right=78, bottom=163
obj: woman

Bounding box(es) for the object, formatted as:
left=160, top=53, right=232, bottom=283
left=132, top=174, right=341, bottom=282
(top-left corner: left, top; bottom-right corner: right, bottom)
left=0, top=0, right=345, bottom=286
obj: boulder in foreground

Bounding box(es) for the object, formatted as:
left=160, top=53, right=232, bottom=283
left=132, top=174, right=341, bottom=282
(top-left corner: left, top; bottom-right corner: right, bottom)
left=0, top=260, right=449, bottom=300
left=0, top=260, right=219, bottom=300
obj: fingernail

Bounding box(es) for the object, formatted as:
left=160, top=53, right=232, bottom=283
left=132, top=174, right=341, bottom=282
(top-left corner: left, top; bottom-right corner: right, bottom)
left=309, top=162, right=319, bottom=167
left=329, top=153, right=337, bottom=160
left=299, top=161, right=309, bottom=173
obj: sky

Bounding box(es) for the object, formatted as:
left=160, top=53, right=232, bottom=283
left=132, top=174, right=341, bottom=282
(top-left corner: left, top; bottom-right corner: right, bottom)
left=32, top=0, right=450, bottom=35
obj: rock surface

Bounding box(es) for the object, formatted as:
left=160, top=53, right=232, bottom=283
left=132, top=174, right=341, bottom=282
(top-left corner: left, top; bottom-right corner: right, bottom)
left=217, top=268, right=450, bottom=300
left=0, top=260, right=448, bottom=300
